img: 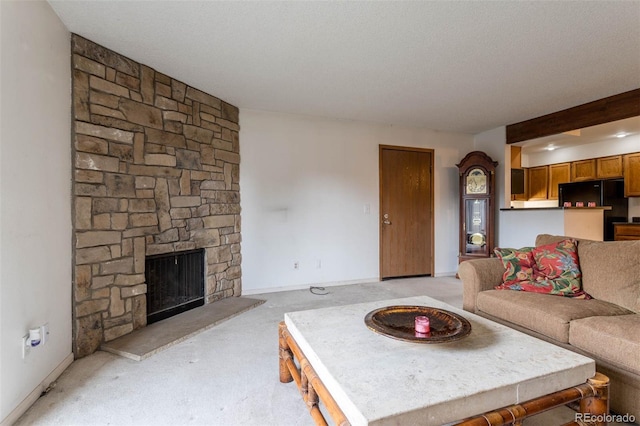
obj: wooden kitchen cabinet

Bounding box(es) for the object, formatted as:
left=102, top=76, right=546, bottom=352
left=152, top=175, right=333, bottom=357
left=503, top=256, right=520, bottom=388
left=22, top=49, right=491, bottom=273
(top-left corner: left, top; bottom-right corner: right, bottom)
left=548, top=163, right=570, bottom=199
left=571, top=159, right=596, bottom=181
left=624, top=153, right=640, bottom=197
left=528, top=165, right=548, bottom=200
left=596, top=155, right=623, bottom=179
left=614, top=223, right=640, bottom=241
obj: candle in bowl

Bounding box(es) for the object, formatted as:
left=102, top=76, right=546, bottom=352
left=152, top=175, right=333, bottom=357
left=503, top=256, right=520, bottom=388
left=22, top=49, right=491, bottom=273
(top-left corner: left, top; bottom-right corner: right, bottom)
left=415, top=316, right=430, bottom=333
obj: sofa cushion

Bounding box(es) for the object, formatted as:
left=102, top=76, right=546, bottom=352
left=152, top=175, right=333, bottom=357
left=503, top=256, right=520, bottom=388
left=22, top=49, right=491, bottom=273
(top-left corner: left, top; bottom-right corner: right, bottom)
left=494, top=246, right=536, bottom=284
left=476, top=289, right=633, bottom=343
left=570, top=315, right=640, bottom=376
left=577, top=240, right=640, bottom=313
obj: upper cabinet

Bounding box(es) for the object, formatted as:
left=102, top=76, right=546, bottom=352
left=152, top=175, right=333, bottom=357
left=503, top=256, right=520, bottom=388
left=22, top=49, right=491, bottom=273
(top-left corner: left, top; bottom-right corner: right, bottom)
left=571, top=159, right=596, bottom=182
left=548, top=163, right=570, bottom=199
left=528, top=166, right=548, bottom=200
left=597, top=155, right=623, bottom=179
left=571, top=156, right=624, bottom=182
left=624, top=153, right=640, bottom=197
left=521, top=153, right=637, bottom=201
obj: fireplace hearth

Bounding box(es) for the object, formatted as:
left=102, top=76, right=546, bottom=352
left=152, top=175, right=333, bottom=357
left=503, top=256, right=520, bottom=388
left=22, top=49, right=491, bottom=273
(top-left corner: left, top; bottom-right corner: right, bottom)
left=146, top=249, right=205, bottom=324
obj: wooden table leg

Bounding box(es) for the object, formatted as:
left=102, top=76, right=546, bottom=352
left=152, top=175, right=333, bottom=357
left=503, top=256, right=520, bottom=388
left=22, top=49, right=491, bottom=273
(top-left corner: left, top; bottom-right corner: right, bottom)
left=578, top=372, right=609, bottom=426
left=278, top=321, right=350, bottom=426
left=279, top=322, right=293, bottom=383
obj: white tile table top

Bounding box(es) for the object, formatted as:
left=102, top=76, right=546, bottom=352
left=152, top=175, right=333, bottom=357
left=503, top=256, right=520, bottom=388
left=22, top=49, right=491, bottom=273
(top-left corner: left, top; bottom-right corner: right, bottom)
left=284, top=295, right=595, bottom=426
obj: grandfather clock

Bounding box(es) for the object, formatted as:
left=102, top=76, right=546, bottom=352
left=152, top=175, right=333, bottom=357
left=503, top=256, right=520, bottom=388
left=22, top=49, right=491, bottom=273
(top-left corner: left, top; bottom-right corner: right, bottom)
left=457, top=151, right=498, bottom=264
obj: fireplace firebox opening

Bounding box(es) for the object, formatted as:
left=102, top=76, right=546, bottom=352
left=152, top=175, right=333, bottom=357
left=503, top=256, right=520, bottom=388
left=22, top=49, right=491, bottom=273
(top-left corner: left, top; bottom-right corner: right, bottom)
left=145, top=249, right=205, bottom=324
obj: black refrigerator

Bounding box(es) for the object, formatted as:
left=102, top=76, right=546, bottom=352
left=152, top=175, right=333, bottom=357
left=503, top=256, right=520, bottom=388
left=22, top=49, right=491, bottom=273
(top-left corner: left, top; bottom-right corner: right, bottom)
left=558, top=179, right=628, bottom=241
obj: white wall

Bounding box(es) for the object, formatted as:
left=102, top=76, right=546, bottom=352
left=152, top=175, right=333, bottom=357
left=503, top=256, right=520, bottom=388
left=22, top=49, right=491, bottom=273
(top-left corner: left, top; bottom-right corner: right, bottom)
left=0, top=2, right=72, bottom=423
left=473, top=127, right=507, bottom=202
left=498, top=209, right=564, bottom=248
left=240, top=109, right=474, bottom=293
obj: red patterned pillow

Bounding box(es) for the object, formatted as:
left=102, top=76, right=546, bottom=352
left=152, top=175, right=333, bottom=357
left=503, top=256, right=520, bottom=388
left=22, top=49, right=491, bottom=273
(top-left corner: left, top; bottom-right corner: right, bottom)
left=531, top=239, right=590, bottom=298
left=494, top=247, right=536, bottom=287
left=495, top=239, right=590, bottom=299
left=498, top=277, right=590, bottom=298
left=532, top=239, right=580, bottom=280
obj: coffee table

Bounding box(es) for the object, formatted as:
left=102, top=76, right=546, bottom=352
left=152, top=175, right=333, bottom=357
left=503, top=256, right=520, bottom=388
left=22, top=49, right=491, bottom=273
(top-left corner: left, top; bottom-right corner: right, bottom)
left=278, top=296, right=609, bottom=425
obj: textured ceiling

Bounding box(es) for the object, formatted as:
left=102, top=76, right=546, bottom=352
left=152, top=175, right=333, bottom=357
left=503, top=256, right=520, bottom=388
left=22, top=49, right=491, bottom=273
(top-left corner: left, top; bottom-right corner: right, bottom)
left=49, top=1, right=640, bottom=134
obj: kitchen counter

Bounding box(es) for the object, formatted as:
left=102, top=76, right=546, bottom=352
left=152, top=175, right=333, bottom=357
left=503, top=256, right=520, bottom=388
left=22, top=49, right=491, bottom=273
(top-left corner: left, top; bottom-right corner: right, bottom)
left=563, top=206, right=612, bottom=210
left=500, top=206, right=612, bottom=211
left=500, top=207, right=562, bottom=211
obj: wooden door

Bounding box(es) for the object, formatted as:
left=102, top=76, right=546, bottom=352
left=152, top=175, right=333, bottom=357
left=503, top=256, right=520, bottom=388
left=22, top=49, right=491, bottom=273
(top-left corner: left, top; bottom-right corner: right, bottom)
left=379, top=146, right=433, bottom=279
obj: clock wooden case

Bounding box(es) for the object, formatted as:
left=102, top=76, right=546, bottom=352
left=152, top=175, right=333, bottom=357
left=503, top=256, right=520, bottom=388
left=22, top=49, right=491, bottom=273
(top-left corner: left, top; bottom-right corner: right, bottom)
left=457, top=151, right=498, bottom=264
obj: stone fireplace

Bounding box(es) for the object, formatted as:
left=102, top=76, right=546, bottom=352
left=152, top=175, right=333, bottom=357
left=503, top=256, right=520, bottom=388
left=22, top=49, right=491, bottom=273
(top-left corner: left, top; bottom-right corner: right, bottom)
left=72, top=35, right=241, bottom=357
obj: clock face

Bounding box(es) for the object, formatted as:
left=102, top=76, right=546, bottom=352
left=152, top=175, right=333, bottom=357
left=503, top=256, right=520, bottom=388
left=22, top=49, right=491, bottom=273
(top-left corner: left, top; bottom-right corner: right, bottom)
left=466, top=168, right=487, bottom=194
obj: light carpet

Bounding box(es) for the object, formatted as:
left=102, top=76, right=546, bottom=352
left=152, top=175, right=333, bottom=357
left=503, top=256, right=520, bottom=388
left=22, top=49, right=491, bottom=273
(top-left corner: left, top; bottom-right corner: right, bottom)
left=14, top=277, right=626, bottom=426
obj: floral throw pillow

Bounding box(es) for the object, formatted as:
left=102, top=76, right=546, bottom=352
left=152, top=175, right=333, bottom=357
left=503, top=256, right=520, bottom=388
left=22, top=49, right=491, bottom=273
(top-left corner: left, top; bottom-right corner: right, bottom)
left=531, top=239, right=590, bottom=298
left=494, top=239, right=591, bottom=299
left=499, top=277, right=589, bottom=298
left=532, top=239, right=580, bottom=280
left=494, top=247, right=536, bottom=286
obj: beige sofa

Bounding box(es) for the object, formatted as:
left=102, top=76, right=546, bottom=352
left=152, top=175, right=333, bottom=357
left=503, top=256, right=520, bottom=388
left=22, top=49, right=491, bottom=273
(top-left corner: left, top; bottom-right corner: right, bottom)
left=458, top=234, right=640, bottom=420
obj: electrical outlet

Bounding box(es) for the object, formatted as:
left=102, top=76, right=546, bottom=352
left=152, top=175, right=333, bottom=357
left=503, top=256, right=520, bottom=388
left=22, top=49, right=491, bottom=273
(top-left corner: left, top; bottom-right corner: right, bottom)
left=41, top=323, right=49, bottom=346
left=22, top=334, right=31, bottom=359
left=293, top=261, right=299, bottom=270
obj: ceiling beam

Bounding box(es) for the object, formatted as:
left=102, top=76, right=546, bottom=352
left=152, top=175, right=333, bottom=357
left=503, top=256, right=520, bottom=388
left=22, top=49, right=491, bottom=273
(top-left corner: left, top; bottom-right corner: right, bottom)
left=506, top=89, right=640, bottom=144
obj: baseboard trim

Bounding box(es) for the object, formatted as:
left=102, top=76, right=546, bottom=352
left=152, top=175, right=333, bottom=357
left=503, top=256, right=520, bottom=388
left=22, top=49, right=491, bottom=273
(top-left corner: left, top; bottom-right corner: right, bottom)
left=1, top=353, right=74, bottom=426
left=433, top=271, right=457, bottom=278
left=242, top=277, right=380, bottom=295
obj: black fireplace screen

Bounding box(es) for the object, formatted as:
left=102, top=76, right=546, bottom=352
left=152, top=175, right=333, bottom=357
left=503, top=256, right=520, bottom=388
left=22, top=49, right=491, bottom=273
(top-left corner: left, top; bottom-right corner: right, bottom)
left=145, top=249, right=205, bottom=324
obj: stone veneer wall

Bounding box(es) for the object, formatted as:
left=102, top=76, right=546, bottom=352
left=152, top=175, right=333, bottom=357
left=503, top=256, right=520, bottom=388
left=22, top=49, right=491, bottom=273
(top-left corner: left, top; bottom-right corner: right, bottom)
left=71, top=35, right=241, bottom=357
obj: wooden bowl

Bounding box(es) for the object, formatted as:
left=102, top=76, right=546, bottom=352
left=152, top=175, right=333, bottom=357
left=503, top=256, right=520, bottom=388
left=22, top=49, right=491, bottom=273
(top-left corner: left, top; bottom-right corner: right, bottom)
left=364, top=305, right=472, bottom=343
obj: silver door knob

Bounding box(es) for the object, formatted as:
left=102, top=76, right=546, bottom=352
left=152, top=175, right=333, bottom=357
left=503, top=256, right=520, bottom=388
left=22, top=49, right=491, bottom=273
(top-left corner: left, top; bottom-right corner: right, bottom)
left=382, top=220, right=391, bottom=225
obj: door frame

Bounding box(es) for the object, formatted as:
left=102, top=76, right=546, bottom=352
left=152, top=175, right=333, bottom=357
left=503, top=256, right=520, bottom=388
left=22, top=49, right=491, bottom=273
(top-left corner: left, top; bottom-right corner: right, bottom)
left=378, top=145, right=435, bottom=279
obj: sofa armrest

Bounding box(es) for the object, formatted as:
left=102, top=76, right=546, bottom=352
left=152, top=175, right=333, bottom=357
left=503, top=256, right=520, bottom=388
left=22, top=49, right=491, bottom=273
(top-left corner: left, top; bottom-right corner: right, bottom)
left=458, top=258, right=504, bottom=313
